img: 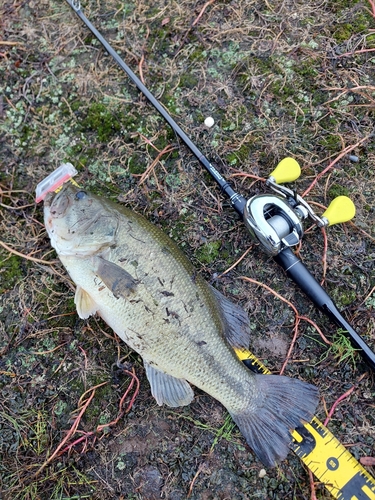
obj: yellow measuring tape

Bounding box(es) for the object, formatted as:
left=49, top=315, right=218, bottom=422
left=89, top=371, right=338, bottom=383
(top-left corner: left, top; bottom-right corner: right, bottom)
left=234, top=347, right=375, bottom=499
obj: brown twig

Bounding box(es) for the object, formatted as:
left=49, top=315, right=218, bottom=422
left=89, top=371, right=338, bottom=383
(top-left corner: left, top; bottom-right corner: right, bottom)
left=78, top=345, right=88, bottom=371
left=35, top=383, right=101, bottom=476
left=138, top=25, right=149, bottom=85
left=323, top=386, right=356, bottom=427
left=55, top=368, right=139, bottom=458
left=349, top=221, right=375, bottom=243
left=366, top=0, right=375, bottom=18
left=0, top=370, right=16, bottom=377
left=337, top=47, right=375, bottom=58
left=0, top=41, right=24, bottom=46
left=228, top=172, right=265, bottom=182
left=239, top=276, right=331, bottom=374
left=96, top=368, right=140, bottom=432
left=320, top=226, right=328, bottom=286
left=359, top=284, right=375, bottom=308
left=360, top=456, right=375, bottom=466
left=217, top=245, right=253, bottom=277
left=323, top=373, right=367, bottom=426
left=175, top=0, right=216, bottom=55
left=303, top=134, right=373, bottom=197
left=138, top=53, right=145, bottom=85
left=31, top=342, right=68, bottom=356
left=191, top=0, right=216, bottom=27
left=308, top=470, right=318, bottom=500
left=187, top=462, right=207, bottom=497
left=0, top=239, right=55, bottom=265
left=136, top=143, right=174, bottom=186
left=0, top=202, right=35, bottom=210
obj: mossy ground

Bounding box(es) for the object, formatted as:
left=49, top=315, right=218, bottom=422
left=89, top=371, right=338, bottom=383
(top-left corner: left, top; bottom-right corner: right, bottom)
left=1, top=0, right=375, bottom=499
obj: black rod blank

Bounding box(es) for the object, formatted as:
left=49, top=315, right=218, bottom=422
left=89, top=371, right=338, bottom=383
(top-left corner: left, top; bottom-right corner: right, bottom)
left=64, top=0, right=375, bottom=372
left=275, top=249, right=375, bottom=371
left=65, top=0, right=246, bottom=215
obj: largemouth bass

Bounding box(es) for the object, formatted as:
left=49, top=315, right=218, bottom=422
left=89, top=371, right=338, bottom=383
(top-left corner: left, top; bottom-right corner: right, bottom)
left=44, top=183, right=319, bottom=467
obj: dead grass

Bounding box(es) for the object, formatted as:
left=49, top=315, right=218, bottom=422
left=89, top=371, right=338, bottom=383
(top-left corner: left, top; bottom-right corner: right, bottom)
left=1, top=0, right=375, bottom=498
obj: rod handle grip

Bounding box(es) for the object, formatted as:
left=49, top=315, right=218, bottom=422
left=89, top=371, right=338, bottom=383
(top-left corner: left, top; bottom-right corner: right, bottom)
left=322, top=196, right=356, bottom=226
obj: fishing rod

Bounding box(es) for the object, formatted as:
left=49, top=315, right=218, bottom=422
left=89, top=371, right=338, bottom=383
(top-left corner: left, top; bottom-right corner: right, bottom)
left=64, top=0, right=375, bottom=372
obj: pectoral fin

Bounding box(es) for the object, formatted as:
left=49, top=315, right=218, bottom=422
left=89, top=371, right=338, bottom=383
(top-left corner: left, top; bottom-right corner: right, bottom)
left=75, top=285, right=98, bottom=319
left=93, top=256, right=137, bottom=299
left=210, top=285, right=251, bottom=349
left=144, top=361, right=194, bottom=407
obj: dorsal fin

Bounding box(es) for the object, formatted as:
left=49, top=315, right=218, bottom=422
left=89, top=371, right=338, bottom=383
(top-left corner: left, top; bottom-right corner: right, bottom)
left=210, top=286, right=251, bottom=349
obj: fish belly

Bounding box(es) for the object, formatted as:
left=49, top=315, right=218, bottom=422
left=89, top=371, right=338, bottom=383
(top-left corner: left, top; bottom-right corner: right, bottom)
left=59, top=252, right=255, bottom=414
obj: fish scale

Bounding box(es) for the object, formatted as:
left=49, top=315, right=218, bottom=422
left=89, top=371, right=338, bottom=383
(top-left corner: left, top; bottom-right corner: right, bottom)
left=44, top=183, right=319, bottom=467
left=60, top=237, right=251, bottom=408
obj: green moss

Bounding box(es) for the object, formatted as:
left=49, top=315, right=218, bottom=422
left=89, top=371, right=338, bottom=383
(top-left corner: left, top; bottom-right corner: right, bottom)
left=179, top=73, right=199, bottom=88
left=81, top=102, right=121, bottom=142
left=0, top=255, right=24, bottom=293
left=334, top=24, right=352, bottom=42
left=339, top=289, right=357, bottom=306
left=226, top=145, right=250, bottom=166
left=165, top=173, right=181, bottom=189
left=226, top=152, right=238, bottom=166
left=162, top=93, right=181, bottom=115
left=270, top=78, right=296, bottom=98
left=128, top=153, right=145, bottom=174
left=333, top=13, right=372, bottom=42
left=328, top=184, right=350, bottom=198
left=297, top=61, right=319, bottom=80
left=318, top=134, right=341, bottom=152
left=329, top=0, right=361, bottom=10
left=188, top=48, right=207, bottom=62
left=83, top=379, right=112, bottom=423
left=196, top=241, right=221, bottom=264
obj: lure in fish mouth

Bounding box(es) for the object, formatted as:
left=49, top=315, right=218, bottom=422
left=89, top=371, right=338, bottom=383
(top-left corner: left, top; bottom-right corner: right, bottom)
left=44, top=182, right=319, bottom=467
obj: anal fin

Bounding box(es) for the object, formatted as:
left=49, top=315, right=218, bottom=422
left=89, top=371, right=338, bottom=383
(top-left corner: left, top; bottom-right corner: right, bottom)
left=144, top=361, right=194, bottom=407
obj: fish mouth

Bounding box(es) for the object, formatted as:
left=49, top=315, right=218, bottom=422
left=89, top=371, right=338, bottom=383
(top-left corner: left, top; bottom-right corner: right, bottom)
left=44, top=183, right=77, bottom=218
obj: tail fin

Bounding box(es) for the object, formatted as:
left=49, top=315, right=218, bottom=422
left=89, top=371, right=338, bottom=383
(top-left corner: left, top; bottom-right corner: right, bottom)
left=229, top=375, right=319, bottom=467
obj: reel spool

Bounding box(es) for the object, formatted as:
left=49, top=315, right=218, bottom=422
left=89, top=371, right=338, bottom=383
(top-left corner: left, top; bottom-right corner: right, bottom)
left=243, top=158, right=356, bottom=255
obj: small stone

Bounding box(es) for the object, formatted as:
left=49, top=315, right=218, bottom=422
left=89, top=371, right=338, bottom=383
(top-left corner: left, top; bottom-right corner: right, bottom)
left=258, top=468, right=267, bottom=478
left=133, top=465, right=163, bottom=500
left=348, top=154, right=359, bottom=162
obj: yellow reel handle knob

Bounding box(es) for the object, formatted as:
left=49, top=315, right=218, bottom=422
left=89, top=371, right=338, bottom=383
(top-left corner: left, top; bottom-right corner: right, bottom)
left=322, top=196, right=356, bottom=226
left=269, top=157, right=301, bottom=184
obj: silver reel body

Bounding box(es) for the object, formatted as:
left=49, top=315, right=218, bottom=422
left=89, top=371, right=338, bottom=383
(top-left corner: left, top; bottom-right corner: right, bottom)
left=243, top=194, right=307, bottom=256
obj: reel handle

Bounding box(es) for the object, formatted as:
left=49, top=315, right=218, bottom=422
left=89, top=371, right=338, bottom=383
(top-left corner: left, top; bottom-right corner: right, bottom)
left=322, top=196, right=356, bottom=226
left=268, top=157, right=301, bottom=184
left=267, top=158, right=356, bottom=230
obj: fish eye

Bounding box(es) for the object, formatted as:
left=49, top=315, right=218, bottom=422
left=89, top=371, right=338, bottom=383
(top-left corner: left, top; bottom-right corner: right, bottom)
left=75, top=190, right=87, bottom=200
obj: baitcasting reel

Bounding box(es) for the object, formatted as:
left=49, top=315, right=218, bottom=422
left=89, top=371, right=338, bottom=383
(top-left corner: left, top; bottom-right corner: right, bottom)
left=243, top=158, right=356, bottom=256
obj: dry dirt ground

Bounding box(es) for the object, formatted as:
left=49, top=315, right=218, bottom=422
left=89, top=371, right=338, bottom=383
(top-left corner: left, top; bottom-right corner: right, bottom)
left=1, top=0, right=375, bottom=499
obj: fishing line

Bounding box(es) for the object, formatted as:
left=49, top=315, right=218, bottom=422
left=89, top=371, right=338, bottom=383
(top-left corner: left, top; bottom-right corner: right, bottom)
left=63, top=0, right=375, bottom=373
left=68, top=0, right=246, bottom=215
left=54, top=3, right=375, bottom=497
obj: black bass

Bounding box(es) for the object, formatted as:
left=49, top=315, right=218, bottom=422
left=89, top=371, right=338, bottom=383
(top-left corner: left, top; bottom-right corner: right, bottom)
left=44, top=183, right=319, bottom=467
